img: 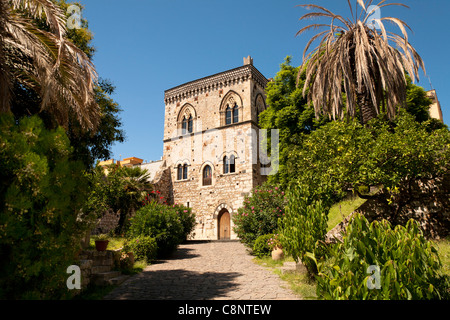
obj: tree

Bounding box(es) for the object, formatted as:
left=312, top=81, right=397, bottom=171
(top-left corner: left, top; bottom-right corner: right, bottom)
left=297, top=0, right=425, bottom=124
left=0, top=0, right=100, bottom=131
left=87, top=164, right=154, bottom=235
left=7, top=0, right=125, bottom=169
left=259, top=56, right=328, bottom=188
left=261, top=57, right=444, bottom=190
left=0, top=114, right=93, bottom=299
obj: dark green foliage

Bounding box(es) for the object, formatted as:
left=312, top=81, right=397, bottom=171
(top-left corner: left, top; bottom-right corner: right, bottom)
left=67, top=79, right=125, bottom=169
left=316, top=213, right=449, bottom=300
left=10, top=1, right=124, bottom=170
left=287, top=112, right=450, bottom=206
left=85, top=164, right=153, bottom=235
left=259, top=57, right=328, bottom=188
left=173, top=204, right=196, bottom=240
left=279, top=186, right=329, bottom=275
left=252, top=234, right=275, bottom=258
left=123, top=236, right=157, bottom=262
left=232, top=183, right=287, bottom=248
left=260, top=58, right=446, bottom=191
left=0, top=114, right=91, bottom=299
left=127, top=202, right=194, bottom=257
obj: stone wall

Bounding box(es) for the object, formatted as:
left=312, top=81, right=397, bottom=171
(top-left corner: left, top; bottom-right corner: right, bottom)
left=77, top=250, right=128, bottom=291
left=93, top=209, right=120, bottom=235
left=326, top=173, right=450, bottom=242
left=152, top=164, right=174, bottom=205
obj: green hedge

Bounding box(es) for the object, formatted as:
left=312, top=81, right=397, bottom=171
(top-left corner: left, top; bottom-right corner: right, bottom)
left=123, top=236, right=157, bottom=262
left=127, top=201, right=195, bottom=257
left=253, top=234, right=275, bottom=258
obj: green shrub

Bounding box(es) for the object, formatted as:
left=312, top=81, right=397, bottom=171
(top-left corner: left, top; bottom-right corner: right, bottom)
left=173, top=204, right=196, bottom=239
left=316, top=213, right=449, bottom=300
left=233, top=183, right=287, bottom=248
left=253, top=234, right=275, bottom=258
left=127, top=201, right=192, bottom=257
left=123, top=236, right=157, bottom=262
left=279, top=186, right=329, bottom=275
left=0, top=114, right=91, bottom=299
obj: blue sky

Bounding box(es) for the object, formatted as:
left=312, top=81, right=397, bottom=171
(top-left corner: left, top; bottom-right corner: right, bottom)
left=79, top=0, right=450, bottom=163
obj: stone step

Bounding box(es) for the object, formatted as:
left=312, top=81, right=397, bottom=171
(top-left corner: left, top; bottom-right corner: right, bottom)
left=93, top=271, right=122, bottom=286
left=277, top=261, right=307, bottom=275
left=108, top=275, right=130, bottom=286
left=91, top=265, right=112, bottom=274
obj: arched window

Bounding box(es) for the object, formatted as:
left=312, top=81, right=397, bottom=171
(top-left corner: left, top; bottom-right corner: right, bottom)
left=230, top=155, right=236, bottom=173
left=225, top=106, right=232, bottom=125
left=203, top=165, right=212, bottom=186
left=177, top=164, right=183, bottom=180
left=182, top=117, right=187, bottom=135
left=188, top=115, right=193, bottom=133
left=223, top=155, right=236, bottom=174
left=232, top=104, right=239, bottom=123
left=223, top=156, right=229, bottom=174
left=183, top=164, right=188, bottom=180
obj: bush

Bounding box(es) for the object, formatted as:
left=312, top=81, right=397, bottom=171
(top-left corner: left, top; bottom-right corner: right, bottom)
left=233, top=183, right=287, bottom=248
left=253, top=234, right=275, bottom=258
left=0, top=114, right=91, bottom=299
left=123, top=236, right=157, bottom=262
left=127, top=201, right=193, bottom=257
left=316, top=213, right=449, bottom=300
left=173, top=204, right=196, bottom=240
left=279, top=186, right=329, bottom=275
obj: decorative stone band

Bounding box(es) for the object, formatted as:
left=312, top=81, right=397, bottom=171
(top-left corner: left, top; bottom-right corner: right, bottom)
left=164, top=64, right=269, bottom=104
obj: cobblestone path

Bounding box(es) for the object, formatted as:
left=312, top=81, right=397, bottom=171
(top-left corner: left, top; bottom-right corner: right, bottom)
left=103, top=240, right=301, bottom=300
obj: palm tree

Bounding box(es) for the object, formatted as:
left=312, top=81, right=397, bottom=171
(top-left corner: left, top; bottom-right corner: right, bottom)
left=297, top=0, right=425, bottom=124
left=114, top=166, right=154, bottom=234
left=0, top=0, right=99, bottom=130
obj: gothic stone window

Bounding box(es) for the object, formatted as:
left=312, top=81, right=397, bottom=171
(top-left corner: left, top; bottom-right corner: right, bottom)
left=232, top=104, right=239, bottom=123
left=177, top=164, right=188, bottom=181
left=221, top=92, right=242, bottom=126
left=223, top=155, right=236, bottom=174
left=182, top=115, right=193, bottom=135
left=225, top=103, right=239, bottom=125
left=226, top=106, right=232, bottom=125
left=177, top=164, right=183, bottom=180
left=255, top=94, right=266, bottom=124
left=179, top=104, right=195, bottom=135
left=203, top=165, right=212, bottom=186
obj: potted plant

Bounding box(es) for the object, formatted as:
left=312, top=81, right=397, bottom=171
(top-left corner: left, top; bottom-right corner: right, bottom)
left=268, top=234, right=284, bottom=261
left=95, top=234, right=110, bottom=251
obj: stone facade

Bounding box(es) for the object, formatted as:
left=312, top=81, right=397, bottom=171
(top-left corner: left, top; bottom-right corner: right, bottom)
left=144, top=57, right=270, bottom=240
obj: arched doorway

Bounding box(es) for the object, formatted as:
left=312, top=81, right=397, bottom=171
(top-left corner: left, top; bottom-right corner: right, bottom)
left=218, top=209, right=230, bottom=240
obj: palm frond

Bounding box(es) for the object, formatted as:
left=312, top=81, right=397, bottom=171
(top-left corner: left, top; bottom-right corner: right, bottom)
left=1, top=0, right=100, bottom=130
left=296, top=1, right=425, bottom=123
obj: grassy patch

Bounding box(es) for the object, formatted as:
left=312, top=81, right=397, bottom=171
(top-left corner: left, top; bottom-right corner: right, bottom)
left=254, top=256, right=318, bottom=300
left=327, top=196, right=367, bottom=231
left=436, top=236, right=450, bottom=277
left=89, top=236, right=126, bottom=250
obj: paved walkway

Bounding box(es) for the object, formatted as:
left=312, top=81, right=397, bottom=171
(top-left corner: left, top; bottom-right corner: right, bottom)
left=103, top=240, right=301, bottom=300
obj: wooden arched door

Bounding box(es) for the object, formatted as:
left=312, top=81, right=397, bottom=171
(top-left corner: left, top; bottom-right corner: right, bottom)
left=218, top=209, right=230, bottom=240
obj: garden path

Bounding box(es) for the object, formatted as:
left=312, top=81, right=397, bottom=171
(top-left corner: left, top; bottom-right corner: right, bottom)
left=103, top=240, right=300, bottom=300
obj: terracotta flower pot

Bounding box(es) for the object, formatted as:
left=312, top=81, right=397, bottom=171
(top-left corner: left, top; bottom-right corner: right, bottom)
left=95, top=240, right=109, bottom=252
left=271, top=247, right=284, bottom=261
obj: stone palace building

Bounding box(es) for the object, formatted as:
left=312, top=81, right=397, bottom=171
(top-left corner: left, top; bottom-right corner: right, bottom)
left=102, top=57, right=273, bottom=240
